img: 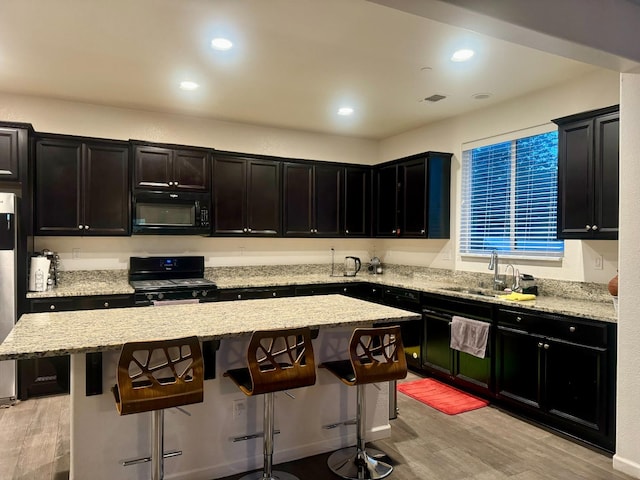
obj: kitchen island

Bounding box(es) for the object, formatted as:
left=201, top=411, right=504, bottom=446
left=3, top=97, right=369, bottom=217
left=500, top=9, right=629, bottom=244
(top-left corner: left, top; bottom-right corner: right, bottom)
left=0, top=295, right=420, bottom=480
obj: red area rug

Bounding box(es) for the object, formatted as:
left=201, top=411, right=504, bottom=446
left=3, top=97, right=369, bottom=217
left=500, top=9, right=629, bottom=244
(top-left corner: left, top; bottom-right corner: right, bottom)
left=397, top=378, right=489, bottom=415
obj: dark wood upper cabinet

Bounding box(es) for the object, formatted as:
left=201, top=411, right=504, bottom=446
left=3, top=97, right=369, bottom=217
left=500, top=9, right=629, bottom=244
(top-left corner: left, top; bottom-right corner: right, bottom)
left=35, top=136, right=130, bottom=236
left=0, top=127, right=21, bottom=181
left=375, top=152, right=451, bottom=238
left=554, top=105, right=619, bottom=239
left=344, top=166, right=371, bottom=237
left=283, top=161, right=342, bottom=237
left=133, top=144, right=209, bottom=191
left=375, top=163, right=399, bottom=237
left=213, top=153, right=281, bottom=236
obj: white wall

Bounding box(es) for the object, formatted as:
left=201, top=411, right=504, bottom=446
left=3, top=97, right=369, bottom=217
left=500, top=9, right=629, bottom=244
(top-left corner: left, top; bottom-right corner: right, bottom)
left=379, top=68, right=620, bottom=282
left=612, top=72, right=640, bottom=478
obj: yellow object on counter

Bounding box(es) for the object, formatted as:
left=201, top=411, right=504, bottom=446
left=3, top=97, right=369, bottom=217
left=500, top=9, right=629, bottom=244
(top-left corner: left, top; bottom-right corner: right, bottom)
left=498, top=292, right=537, bottom=301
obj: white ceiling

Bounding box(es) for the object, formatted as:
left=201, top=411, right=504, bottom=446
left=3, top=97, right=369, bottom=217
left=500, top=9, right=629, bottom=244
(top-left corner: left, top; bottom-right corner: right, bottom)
left=0, top=0, right=601, bottom=139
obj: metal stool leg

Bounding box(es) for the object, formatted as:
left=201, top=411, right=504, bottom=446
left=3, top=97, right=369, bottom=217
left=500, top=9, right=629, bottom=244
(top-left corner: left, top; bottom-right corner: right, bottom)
left=239, top=392, right=299, bottom=480
left=152, top=409, right=164, bottom=480
left=327, top=384, right=394, bottom=480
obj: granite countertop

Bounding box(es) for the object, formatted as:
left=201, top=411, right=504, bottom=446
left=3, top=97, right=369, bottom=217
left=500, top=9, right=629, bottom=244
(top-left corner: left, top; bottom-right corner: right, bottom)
left=24, top=265, right=619, bottom=324
left=0, top=295, right=419, bottom=361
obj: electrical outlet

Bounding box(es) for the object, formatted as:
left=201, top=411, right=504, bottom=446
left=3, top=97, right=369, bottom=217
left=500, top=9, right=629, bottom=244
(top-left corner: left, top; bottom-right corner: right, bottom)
left=232, top=399, right=246, bottom=420
left=594, top=255, right=603, bottom=270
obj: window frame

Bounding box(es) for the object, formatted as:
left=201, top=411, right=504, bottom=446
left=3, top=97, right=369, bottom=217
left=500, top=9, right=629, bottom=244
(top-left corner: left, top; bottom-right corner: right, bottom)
left=459, top=126, right=564, bottom=261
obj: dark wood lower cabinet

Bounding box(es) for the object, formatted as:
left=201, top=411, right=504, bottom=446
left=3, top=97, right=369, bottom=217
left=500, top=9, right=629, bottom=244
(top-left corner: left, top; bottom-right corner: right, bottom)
left=495, top=308, right=614, bottom=452
left=18, top=356, right=70, bottom=400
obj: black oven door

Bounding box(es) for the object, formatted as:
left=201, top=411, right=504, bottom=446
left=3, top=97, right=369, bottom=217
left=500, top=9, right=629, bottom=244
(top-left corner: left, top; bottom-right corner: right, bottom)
left=132, top=191, right=211, bottom=235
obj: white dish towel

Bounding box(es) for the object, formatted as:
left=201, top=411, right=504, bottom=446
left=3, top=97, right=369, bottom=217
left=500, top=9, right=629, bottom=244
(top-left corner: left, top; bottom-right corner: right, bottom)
left=450, top=316, right=490, bottom=359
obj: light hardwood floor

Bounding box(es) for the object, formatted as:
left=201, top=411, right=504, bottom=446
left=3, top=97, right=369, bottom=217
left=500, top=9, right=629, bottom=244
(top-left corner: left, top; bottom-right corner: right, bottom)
left=0, top=375, right=634, bottom=480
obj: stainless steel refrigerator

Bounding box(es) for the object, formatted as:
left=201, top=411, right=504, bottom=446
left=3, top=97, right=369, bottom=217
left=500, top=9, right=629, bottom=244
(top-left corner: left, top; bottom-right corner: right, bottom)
left=0, top=192, right=17, bottom=405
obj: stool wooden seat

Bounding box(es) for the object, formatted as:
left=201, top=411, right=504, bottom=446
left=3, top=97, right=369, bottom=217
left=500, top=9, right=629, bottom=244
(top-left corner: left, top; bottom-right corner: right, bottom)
left=224, top=327, right=316, bottom=480
left=320, top=326, right=407, bottom=480
left=112, top=336, right=203, bottom=480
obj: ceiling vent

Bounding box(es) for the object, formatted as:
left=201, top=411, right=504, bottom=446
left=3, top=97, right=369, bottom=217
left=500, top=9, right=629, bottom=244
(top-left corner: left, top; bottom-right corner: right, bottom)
left=423, top=94, right=446, bottom=103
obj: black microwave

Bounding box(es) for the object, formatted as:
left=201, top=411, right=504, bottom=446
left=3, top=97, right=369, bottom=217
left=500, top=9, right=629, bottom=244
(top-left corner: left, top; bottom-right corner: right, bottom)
left=132, top=191, right=211, bottom=235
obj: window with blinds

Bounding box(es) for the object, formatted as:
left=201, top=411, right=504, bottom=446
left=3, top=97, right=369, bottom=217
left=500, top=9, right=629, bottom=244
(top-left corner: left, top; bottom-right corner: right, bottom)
left=460, top=130, right=564, bottom=258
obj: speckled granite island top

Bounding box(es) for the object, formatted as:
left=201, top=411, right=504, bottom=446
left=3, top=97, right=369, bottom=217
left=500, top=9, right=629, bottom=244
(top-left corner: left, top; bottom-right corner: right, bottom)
left=0, top=295, right=419, bottom=361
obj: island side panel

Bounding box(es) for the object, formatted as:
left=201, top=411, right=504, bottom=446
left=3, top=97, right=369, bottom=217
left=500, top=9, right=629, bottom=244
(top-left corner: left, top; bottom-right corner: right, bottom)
left=70, top=326, right=391, bottom=480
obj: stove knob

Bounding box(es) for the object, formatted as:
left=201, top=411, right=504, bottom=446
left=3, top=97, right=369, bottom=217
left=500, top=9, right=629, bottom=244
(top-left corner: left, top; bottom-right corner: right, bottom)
left=192, top=290, right=198, bottom=298
left=201, top=290, right=208, bottom=297
left=158, top=292, right=164, bottom=300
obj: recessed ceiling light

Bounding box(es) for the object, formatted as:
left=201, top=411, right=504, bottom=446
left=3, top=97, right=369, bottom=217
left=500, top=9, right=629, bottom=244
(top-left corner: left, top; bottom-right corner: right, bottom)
left=451, top=49, right=475, bottom=62
left=179, top=81, right=199, bottom=91
left=211, top=37, right=233, bottom=51
left=337, top=107, right=354, bottom=116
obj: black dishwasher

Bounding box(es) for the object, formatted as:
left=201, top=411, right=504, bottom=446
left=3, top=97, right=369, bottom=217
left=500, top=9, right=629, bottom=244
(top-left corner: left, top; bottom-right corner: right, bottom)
left=422, top=293, right=493, bottom=396
left=381, top=287, right=423, bottom=369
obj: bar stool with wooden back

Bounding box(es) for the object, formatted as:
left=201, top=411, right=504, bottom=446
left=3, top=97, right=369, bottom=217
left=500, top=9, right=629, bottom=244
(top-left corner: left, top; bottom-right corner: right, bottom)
left=112, top=336, right=204, bottom=480
left=320, top=325, right=407, bottom=480
left=224, top=327, right=316, bottom=480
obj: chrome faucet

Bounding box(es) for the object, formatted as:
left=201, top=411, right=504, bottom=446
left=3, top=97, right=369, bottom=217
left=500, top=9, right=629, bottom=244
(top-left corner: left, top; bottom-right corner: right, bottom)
left=504, top=263, right=517, bottom=291
left=488, top=250, right=503, bottom=290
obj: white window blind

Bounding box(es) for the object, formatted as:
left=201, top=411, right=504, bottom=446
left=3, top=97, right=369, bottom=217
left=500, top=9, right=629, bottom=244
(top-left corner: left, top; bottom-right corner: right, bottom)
left=460, top=131, right=564, bottom=258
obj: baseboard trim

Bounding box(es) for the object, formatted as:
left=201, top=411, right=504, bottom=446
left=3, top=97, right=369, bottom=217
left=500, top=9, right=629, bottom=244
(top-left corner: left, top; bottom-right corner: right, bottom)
left=613, top=453, right=640, bottom=478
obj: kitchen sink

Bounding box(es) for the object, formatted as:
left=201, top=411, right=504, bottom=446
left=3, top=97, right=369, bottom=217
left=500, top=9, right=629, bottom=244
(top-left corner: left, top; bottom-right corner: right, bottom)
left=439, top=286, right=498, bottom=297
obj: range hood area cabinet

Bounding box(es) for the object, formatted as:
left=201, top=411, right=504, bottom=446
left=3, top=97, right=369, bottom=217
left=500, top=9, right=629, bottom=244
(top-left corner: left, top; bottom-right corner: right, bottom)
left=374, top=152, right=452, bottom=238
left=553, top=105, right=619, bottom=240
left=212, top=152, right=281, bottom=236
left=35, top=135, right=130, bottom=236
left=132, top=141, right=210, bottom=192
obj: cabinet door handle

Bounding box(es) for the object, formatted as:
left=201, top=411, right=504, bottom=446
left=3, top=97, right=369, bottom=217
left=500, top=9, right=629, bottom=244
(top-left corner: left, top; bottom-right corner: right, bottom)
left=237, top=294, right=242, bottom=300
left=537, top=342, right=544, bottom=348
left=592, top=225, right=598, bottom=231
left=343, top=288, right=348, bottom=293
left=84, top=225, right=89, bottom=230
left=168, top=181, right=174, bottom=186
left=421, top=229, right=425, bottom=234
left=585, top=225, right=592, bottom=231
left=345, top=229, right=350, bottom=234
left=104, top=302, right=109, bottom=308
left=247, top=228, right=252, bottom=233
left=543, top=343, right=550, bottom=349
left=243, top=228, right=248, bottom=233
left=569, top=326, right=576, bottom=333
left=78, top=225, right=83, bottom=230
left=174, top=181, right=179, bottom=186
left=516, top=316, right=522, bottom=322
left=50, top=305, right=56, bottom=310
left=272, top=292, right=277, bottom=297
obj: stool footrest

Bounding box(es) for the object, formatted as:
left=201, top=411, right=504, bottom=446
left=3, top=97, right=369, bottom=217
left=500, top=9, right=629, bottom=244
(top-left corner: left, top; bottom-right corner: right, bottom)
left=231, top=429, right=280, bottom=443
left=120, top=450, right=182, bottom=467
left=323, top=418, right=357, bottom=429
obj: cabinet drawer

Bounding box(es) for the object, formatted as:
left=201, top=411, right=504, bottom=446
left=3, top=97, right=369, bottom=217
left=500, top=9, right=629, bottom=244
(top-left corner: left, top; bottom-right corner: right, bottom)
left=382, top=287, right=421, bottom=312
left=295, top=284, right=345, bottom=296
left=29, top=295, right=135, bottom=312
left=497, top=309, right=607, bottom=347
left=217, top=287, right=295, bottom=301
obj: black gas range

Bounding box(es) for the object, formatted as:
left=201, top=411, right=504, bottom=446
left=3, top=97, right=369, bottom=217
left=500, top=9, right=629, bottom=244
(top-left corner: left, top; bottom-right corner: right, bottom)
left=129, top=256, right=218, bottom=305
